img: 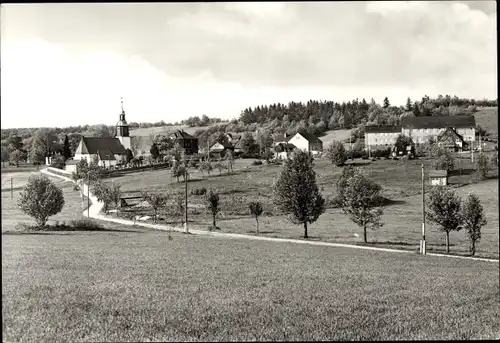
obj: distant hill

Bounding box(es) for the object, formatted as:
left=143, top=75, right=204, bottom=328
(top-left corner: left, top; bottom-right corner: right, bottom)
left=474, top=107, right=498, bottom=140
left=129, top=122, right=229, bottom=137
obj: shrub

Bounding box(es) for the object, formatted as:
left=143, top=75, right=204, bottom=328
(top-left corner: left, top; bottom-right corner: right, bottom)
left=252, top=160, right=263, bottom=166
left=476, top=153, right=489, bottom=180
left=18, top=175, right=65, bottom=228
left=191, top=187, right=207, bottom=196
left=50, top=155, right=66, bottom=169
left=326, top=140, right=347, bottom=166
left=361, top=154, right=369, bottom=160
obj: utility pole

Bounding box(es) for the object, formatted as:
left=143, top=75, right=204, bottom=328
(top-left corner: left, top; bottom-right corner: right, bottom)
left=420, top=164, right=426, bottom=255
left=479, top=132, right=482, bottom=153
left=184, top=169, right=188, bottom=234
left=471, top=139, right=474, bottom=163
left=87, top=172, right=90, bottom=218
left=11, top=178, right=13, bottom=199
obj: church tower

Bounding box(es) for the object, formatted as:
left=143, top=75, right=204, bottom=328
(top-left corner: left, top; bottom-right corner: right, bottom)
left=116, top=97, right=131, bottom=150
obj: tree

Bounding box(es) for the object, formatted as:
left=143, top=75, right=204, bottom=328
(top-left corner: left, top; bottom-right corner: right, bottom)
left=62, top=135, right=72, bottom=160
left=70, top=171, right=80, bottom=191
left=109, top=183, right=122, bottom=216
left=92, top=181, right=112, bottom=214
left=405, top=97, right=413, bottom=112
left=256, top=129, right=273, bottom=154
left=476, top=153, right=489, bottom=179
left=206, top=189, right=220, bottom=229
left=394, top=134, right=413, bottom=155
left=142, top=191, right=167, bottom=223
left=249, top=201, right=263, bottom=234
left=433, top=147, right=455, bottom=171
left=326, top=140, right=347, bottom=166
left=125, top=149, right=134, bottom=164
left=413, top=102, right=421, bottom=116
left=240, top=132, right=258, bottom=155
left=28, top=144, right=46, bottom=166
left=198, top=160, right=212, bottom=178
left=337, top=167, right=383, bottom=243
left=490, top=152, right=498, bottom=170
left=8, top=135, right=23, bottom=151
left=461, top=193, right=487, bottom=256
left=75, top=159, right=89, bottom=179
left=426, top=186, right=463, bottom=253
left=9, top=149, right=26, bottom=167
left=273, top=150, right=325, bottom=238
left=214, top=162, right=226, bottom=175
left=1, top=145, right=12, bottom=167
left=383, top=97, right=390, bottom=109
left=150, top=143, right=160, bottom=161
left=18, top=175, right=65, bottom=227
left=226, top=150, right=234, bottom=173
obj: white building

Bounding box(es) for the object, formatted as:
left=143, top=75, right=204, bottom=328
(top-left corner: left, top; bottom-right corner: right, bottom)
left=401, top=115, right=475, bottom=145
left=71, top=99, right=130, bottom=169
left=273, top=131, right=323, bottom=156
left=364, top=125, right=401, bottom=150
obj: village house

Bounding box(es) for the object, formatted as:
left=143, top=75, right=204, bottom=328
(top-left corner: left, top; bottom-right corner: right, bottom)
left=169, top=130, right=198, bottom=155
left=401, top=115, right=476, bottom=145
left=71, top=99, right=131, bottom=170
left=273, top=131, right=323, bottom=156
left=274, top=142, right=296, bottom=160
left=209, top=140, right=234, bottom=159
left=364, top=125, right=402, bottom=150
left=436, top=127, right=469, bottom=152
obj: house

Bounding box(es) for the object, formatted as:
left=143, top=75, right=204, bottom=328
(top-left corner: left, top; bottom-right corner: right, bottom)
left=436, top=127, right=468, bottom=152
left=209, top=140, right=234, bottom=159
left=44, top=142, right=65, bottom=165
left=71, top=99, right=131, bottom=169
left=401, top=115, right=475, bottom=146
left=429, top=170, right=448, bottom=186
left=364, top=125, right=402, bottom=151
left=274, top=142, right=296, bottom=160
left=169, top=130, right=198, bottom=155
left=286, top=131, right=323, bottom=155
left=273, top=132, right=292, bottom=146
left=224, top=132, right=242, bottom=144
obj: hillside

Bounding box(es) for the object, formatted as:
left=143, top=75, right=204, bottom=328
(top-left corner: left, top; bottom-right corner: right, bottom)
left=474, top=107, right=498, bottom=140
left=129, top=123, right=229, bottom=137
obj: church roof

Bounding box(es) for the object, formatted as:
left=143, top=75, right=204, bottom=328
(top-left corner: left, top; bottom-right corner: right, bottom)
left=79, top=137, right=127, bottom=155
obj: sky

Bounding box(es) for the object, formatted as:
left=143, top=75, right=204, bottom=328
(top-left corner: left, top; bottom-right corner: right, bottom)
left=0, top=1, right=497, bottom=129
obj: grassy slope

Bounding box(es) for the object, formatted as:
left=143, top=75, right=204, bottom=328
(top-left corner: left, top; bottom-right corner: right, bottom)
left=129, top=123, right=229, bottom=137
left=475, top=107, right=498, bottom=140
left=112, top=156, right=498, bottom=258
left=3, top=231, right=499, bottom=342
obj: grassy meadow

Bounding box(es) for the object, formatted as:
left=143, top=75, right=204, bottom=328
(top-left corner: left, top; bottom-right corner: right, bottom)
left=3, top=229, right=499, bottom=342
left=111, top=154, right=499, bottom=258
left=475, top=106, right=498, bottom=140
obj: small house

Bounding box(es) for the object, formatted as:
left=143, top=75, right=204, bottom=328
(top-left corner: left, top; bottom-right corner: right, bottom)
left=169, top=130, right=198, bottom=155
left=437, top=127, right=468, bottom=152
left=209, top=141, right=234, bottom=159
left=429, top=170, right=448, bottom=186
left=274, top=142, right=296, bottom=160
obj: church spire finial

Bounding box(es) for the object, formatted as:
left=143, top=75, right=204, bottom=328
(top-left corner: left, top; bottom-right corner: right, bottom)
left=121, top=97, right=124, bottom=113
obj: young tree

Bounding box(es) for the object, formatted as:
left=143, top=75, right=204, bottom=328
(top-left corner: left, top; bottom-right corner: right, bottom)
left=206, top=188, right=221, bottom=229
left=28, top=145, right=46, bottom=166
left=476, top=153, right=489, bottom=179
left=171, top=161, right=181, bottom=182
left=75, top=159, right=89, bottom=179
left=490, top=152, right=498, bottom=170
left=150, top=142, right=160, bottom=161
left=70, top=171, right=80, bottom=191
left=142, top=191, right=167, bottom=223
left=62, top=135, right=72, bottom=160
left=273, top=150, right=325, bottom=238
left=92, top=181, right=112, bottom=214
left=426, top=186, right=463, bottom=253
left=9, top=149, right=26, bottom=167
left=256, top=129, right=273, bottom=155
left=413, top=102, right=421, bottom=116
left=226, top=150, right=234, bottom=173
left=198, top=160, right=213, bottom=178
left=109, top=183, right=122, bottom=216
left=433, top=147, right=455, bottom=171
left=461, top=193, right=487, bottom=256
left=214, top=162, right=226, bottom=175
left=337, top=167, right=384, bottom=243
left=326, top=140, right=347, bottom=166
left=18, top=175, right=65, bottom=228
left=249, top=201, right=263, bottom=234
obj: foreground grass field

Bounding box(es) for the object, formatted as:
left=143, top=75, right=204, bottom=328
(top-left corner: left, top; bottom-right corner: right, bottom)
left=2, top=230, right=499, bottom=342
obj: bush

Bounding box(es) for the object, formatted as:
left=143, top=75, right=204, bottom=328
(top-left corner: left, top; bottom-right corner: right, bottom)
left=17, top=175, right=65, bottom=227
left=361, top=154, right=369, bottom=160
left=191, top=187, right=207, bottom=196
left=252, top=160, right=263, bottom=166
left=50, top=155, right=66, bottom=169
left=326, top=140, right=347, bottom=166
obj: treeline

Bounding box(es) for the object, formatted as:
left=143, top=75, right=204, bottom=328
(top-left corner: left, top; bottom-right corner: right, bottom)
left=237, top=95, right=497, bottom=137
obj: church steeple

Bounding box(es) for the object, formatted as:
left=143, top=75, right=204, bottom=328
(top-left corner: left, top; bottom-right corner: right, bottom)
left=117, top=97, right=129, bottom=138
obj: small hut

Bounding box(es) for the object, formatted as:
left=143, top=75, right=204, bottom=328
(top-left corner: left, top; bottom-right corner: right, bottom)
left=429, top=170, right=448, bottom=186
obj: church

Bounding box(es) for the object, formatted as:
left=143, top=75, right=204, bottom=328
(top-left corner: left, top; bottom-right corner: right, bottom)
left=72, top=99, right=131, bottom=169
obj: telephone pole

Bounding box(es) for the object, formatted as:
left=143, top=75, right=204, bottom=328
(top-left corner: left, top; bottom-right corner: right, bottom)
left=87, top=172, right=90, bottom=218
left=471, top=139, right=474, bottom=163
left=11, top=178, right=13, bottom=199
left=420, top=164, right=426, bottom=255
left=184, top=169, right=188, bottom=234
